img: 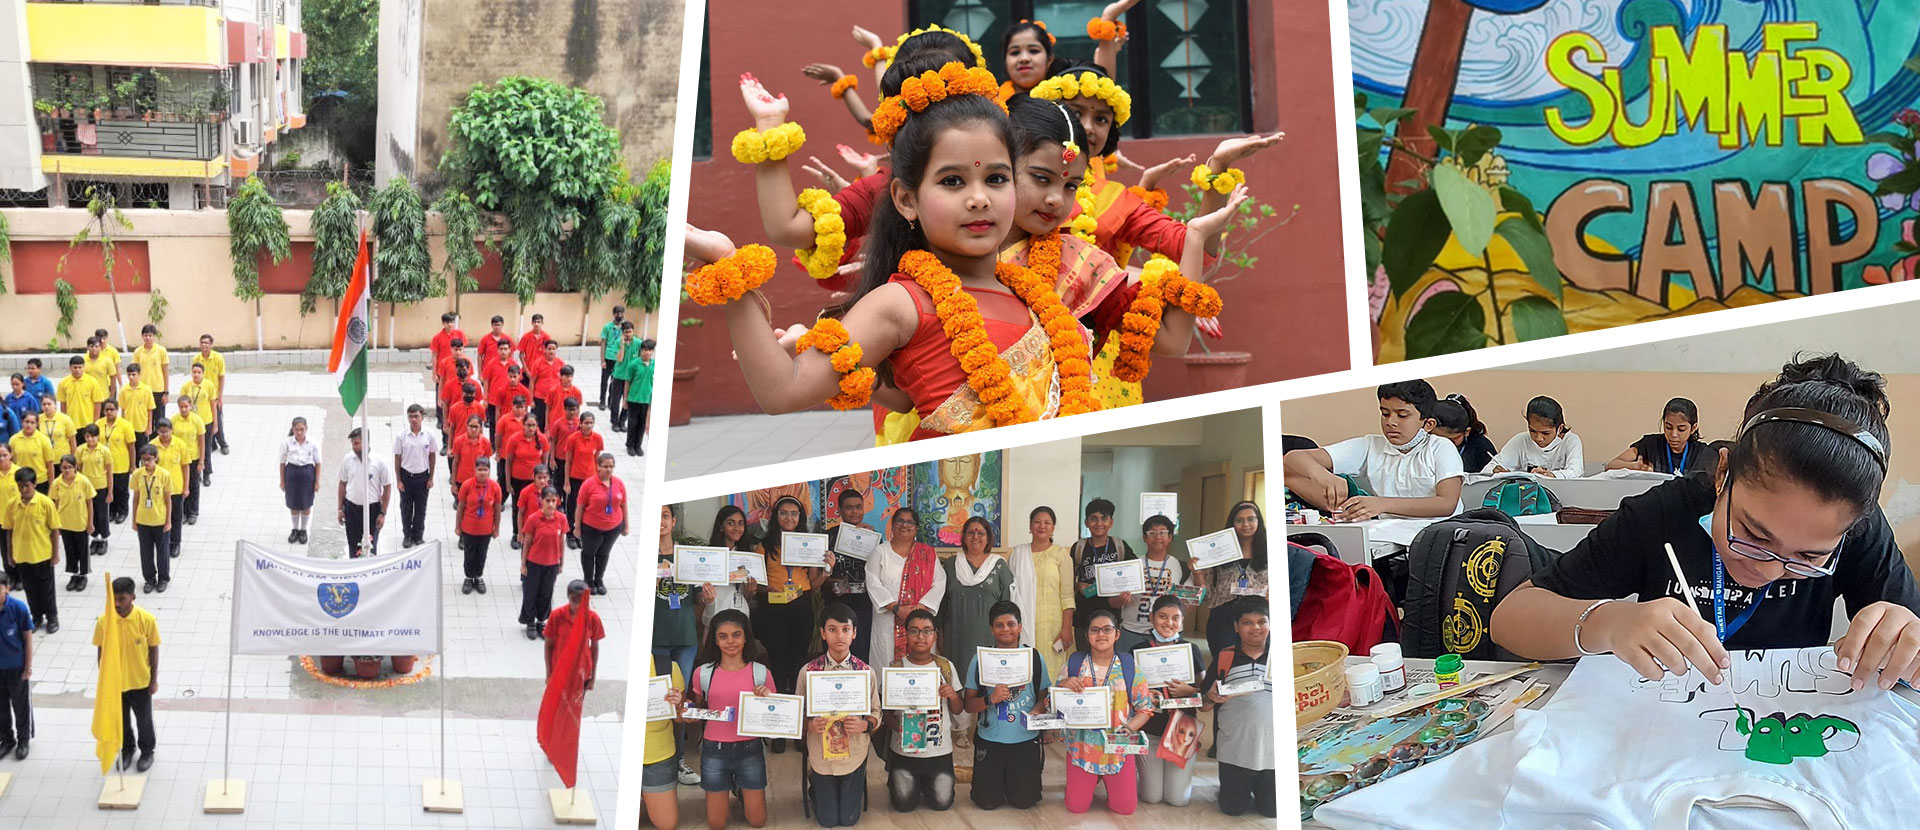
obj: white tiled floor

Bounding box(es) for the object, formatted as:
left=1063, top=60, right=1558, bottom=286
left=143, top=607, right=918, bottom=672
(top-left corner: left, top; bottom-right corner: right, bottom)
left=0, top=361, right=641, bottom=827
left=664, top=411, right=872, bottom=480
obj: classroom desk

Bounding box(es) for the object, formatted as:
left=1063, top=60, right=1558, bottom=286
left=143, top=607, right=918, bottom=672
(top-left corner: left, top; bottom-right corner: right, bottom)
left=1461, top=475, right=1664, bottom=511
left=1288, top=517, right=1597, bottom=566
left=1301, top=657, right=1572, bottom=829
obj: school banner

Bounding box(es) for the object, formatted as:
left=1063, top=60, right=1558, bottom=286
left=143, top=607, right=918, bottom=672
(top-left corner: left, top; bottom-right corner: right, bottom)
left=231, top=540, right=443, bottom=656
left=1355, top=0, right=1920, bottom=361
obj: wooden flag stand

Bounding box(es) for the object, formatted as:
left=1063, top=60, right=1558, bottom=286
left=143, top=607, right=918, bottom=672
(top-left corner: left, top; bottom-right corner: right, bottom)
left=548, top=786, right=596, bottom=824
left=98, top=773, right=145, bottom=809
left=0, top=771, right=13, bottom=800
left=204, top=779, right=246, bottom=813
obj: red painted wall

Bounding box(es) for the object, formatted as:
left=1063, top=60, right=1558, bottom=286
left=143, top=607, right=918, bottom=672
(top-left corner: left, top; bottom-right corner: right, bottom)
left=13, top=241, right=152, bottom=294
left=679, top=0, right=1349, bottom=416
left=258, top=241, right=315, bottom=294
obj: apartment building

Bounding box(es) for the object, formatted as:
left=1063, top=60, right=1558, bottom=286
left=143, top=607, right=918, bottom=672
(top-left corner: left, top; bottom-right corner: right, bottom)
left=0, top=0, right=306, bottom=208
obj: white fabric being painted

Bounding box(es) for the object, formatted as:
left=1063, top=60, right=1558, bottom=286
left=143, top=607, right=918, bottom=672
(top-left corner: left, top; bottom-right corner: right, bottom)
left=1313, top=648, right=1920, bottom=829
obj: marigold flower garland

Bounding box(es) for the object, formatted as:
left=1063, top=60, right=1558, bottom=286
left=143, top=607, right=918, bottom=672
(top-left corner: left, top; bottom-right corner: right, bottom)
left=871, top=63, right=1005, bottom=145
left=1071, top=174, right=1100, bottom=243
left=795, top=318, right=875, bottom=410
left=896, top=24, right=988, bottom=68
left=795, top=189, right=848, bottom=280
left=1086, top=18, right=1127, bottom=41
left=1030, top=71, right=1132, bottom=125
left=1129, top=185, right=1169, bottom=212
left=685, top=244, right=778, bottom=306
left=830, top=75, right=858, bottom=99
left=731, top=123, right=806, bottom=164
left=1110, top=256, right=1225, bottom=382
left=901, top=250, right=1097, bottom=425
left=862, top=46, right=896, bottom=68
left=1190, top=164, right=1246, bottom=195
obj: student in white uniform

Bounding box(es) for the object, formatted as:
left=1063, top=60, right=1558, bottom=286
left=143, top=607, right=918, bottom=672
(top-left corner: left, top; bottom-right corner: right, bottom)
left=1486, top=395, right=1585, bottom=478
left=1283, top=380, right=1464, bottom=521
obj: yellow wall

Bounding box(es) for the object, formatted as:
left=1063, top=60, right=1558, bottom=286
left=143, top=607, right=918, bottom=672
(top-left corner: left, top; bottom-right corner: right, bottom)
left=26, top=4, right=224, bottom=68
left=1281, top=368, right=1920, bottom=575
left=0, top=208, right=659, bottom=353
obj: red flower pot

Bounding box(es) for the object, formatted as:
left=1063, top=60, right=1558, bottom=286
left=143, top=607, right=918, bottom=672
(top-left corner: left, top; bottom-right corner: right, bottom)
left=319, top=655, right=345, bottom=675
left=1181, top=351, right=1253, bottom=395
left=669, top=366, right=699, bottom=426
left=390, top=655, right=417, bottom=674
left=353, top=657, right=382, bottom=679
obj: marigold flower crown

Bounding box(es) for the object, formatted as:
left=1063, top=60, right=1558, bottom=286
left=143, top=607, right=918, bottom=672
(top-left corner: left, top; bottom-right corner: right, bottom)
left=869, top=62, right=1008, bottom=146
left=1030, top=71, right=1132, bottom=126
left=895, top=24, right=989, bottom=69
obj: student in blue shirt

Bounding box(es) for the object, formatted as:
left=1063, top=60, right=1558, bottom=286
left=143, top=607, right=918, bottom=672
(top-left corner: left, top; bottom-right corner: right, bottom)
left=18, top=360, right=53, bottom=408
left=3, top=375, right=38, bottom=423
left=0, top=572, right=33, bottom=760
left=0, top=405, right=18, bottom=448
left=963, top=600, right=1050, bottom=811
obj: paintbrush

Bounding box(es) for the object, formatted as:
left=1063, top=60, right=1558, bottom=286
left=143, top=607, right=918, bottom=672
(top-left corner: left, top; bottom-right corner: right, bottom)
left=1663, top=542, right=1744, bottom=713
left=1365, top=663, right=1542, bottom=721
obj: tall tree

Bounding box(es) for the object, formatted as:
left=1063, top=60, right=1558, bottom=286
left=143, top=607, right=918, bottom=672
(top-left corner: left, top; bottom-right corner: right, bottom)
left=301, top=0, right=380, bottom=165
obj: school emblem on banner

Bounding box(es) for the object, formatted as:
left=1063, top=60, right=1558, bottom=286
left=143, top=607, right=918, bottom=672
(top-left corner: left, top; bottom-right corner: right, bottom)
left=318, top=582, right=360, bottom=619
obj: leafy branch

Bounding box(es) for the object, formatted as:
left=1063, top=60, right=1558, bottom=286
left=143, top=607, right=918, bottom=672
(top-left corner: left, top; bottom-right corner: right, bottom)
left=305, top=181, right=362, bottom=315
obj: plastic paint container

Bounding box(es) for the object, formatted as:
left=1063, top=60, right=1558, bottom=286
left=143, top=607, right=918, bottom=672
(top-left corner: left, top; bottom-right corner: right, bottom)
left=1345, top=663, right=1384, bottom=707
left=1433, top=653, right=1464, bottom=688
left=1407, top=682, right=1441, bottom=698
left=1369, top=643, right=1407, bottom=692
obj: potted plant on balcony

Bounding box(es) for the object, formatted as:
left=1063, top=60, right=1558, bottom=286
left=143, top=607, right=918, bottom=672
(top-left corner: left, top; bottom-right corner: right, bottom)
left=34, top=101, right=55, bottom=151
left=111, top=77, right=139, bottom=119
left=208, top=88, right=230, bottom=123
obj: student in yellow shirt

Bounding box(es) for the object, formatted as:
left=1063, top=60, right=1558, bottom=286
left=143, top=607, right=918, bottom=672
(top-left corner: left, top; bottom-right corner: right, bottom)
left=129, top=446, right=171, bottom=593
left=171, top=398, right=205, bottom=525
left=35, top=395, right=74, bottom=461
left=149, top=417, right=187, bottom=560
left=195, top=335, right=228, bottom=456
left=7, top=413, right=54, bottom=495
left=51, top=455, right=93, bottom=593
left=117, top=364, right=154, bottom=456
left=132, top=324, right=168, bottom=411
left=75, top=424, right=112, bottom=555
left=94, top=576, right=160, bottom=771
left=94, top=400, right=135, bottom=525
left=84, top=336, right=119, bottom=399
left=0, top=446, right=16, bottom=576
left=178, top=367, right=215, bottom=481
left=7, top=467, right=59, bottom=633
left=58, top=356, right=104, bottom=425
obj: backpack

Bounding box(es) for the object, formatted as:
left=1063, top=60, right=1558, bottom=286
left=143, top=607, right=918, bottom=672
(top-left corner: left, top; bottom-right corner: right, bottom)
left=1401, top=509, right=1560, bottom=661
left=1066, top=650, right=1135, bottom=691
left=1481, top=479, right=1562, bottom=517
left=1290, top=548, right=1399, bottom=655
left=691, top=661, right=770, bottom=709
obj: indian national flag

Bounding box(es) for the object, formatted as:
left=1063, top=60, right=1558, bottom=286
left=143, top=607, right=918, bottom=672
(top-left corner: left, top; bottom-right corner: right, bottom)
left=329, top=229, right=372, bottom=415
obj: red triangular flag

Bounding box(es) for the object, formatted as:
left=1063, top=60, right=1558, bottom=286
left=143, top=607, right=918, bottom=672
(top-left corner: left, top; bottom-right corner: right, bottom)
left=537, top=591, right=592, bottom=788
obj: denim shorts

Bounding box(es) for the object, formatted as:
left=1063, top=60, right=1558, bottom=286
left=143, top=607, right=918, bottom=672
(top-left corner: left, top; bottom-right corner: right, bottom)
left=700, top=738, right=767, bottom=793
left=642, top=758, right=678, bottom=793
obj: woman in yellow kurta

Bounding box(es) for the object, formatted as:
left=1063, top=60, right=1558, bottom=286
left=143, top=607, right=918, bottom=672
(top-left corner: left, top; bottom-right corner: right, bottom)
left=1008, top=506, right=1076, bottom=684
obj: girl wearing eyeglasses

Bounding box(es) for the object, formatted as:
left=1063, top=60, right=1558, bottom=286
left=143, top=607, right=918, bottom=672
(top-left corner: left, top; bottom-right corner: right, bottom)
left=1492, top=354, right=1920, bottom=692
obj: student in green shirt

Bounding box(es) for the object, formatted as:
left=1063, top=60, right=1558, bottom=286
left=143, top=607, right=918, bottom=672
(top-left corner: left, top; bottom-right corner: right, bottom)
left=608, top=322, right=638, bottom=434
left=624, top=339, right=655, bottom=457
left=597, top=306, right=626, bottom=409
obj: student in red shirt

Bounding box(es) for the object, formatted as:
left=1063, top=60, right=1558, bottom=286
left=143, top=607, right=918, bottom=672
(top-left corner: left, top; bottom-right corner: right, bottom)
left=454, top=457, right=502, bottom=595
left=449, top=416, right=493, bottom=493
left=518, top=486, right=569, bottom=639
left=439, top=361, right=473, bottom=420
left=493, top=396, right=530, bottom=484
left=429, top=312, right=466, bottom=373
left=544, top=579, right=605, bottom=680
left=529, top=342, right=564, bottom=429
left=516, top=314, right=553, bottom=366
left=562, top=411, right=602, bottom=547
left=435, top=341, right=468, bottom=393
left=572, top=450, right=625, bottom=595
left=490, top=368, right=531, bottom=441
left=446, top=384, right=486, bottom=478
left=548, top=399, right=583, bottom=488
left=515, top=464, right=553, bottom=551
left=546, top=366, right=584, bottom=429
left=480, top=315, right=514, bottom=367
left=481, top=347, right=514, bottom=413
left=501, top=419, right=549, bottom=539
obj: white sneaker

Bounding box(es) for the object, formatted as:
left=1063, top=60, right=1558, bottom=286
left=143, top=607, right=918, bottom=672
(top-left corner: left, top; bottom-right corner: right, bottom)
left=676, top=759, right=701, bottom=786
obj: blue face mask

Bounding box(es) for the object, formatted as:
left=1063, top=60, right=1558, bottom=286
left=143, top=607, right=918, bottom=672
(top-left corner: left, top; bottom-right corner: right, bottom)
left=1698, top=512, right=1714, bottom=538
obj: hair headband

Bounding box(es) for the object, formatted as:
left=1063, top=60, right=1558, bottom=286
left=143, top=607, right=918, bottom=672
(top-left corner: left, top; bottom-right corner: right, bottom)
left=1740, top=407, right=1888, bottom=470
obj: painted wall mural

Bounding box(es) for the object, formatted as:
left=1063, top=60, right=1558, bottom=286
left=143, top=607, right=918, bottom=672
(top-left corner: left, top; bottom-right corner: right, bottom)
left=1354, top=0, right=1920, bottom=362
left=725, top=451, right=1003, bottom=547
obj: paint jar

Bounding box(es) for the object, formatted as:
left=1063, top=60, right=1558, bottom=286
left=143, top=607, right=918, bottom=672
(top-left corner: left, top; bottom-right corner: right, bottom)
left=1369, top=643, right=1407, bottom=692
left=1345, top=663, right=1383, bottom=707
left=1434, top=653, right=1464, bottom=688
left=1407, top=682, right=1441, bottom=698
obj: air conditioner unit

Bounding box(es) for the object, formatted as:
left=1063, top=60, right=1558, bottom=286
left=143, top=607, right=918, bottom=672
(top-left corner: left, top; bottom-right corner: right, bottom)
left=235, top=120, right=257, bottom=146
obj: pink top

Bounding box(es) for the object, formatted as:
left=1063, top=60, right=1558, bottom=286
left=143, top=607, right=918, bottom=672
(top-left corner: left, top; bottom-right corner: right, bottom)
left=692, top=662, right=766, bottom=743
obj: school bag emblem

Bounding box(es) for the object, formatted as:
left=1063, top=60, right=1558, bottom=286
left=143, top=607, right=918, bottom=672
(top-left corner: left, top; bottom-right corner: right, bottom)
left=318, top=582, right=360, bottom=619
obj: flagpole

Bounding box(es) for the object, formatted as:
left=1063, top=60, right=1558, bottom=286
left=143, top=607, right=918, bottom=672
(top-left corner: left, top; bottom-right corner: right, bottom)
left=360, top=212, right=372, bottom=565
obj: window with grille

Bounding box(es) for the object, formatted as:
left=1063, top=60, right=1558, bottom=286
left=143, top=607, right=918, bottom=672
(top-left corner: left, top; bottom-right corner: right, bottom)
left=906, top=0, right=1250, bottom=138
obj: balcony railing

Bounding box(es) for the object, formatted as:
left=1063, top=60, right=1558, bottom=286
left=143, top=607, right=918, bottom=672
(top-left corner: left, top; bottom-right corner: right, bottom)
left=40, top=116, right=221, bottom=161
left=28, top=1, right=222, bottom=7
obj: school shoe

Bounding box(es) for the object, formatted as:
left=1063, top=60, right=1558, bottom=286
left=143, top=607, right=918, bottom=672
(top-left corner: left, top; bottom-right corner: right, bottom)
left=64, top=576, right=78, bottom=592
left=297, top=530, right=308, bottom=544
left=288, top=529, right=299, bottom=544
left=474, top=579, right=487, bottom=594
left=135, top=752, right=153, bottom=773
left=143, top=582, right=154, bottom=594
left=76, top=576, right=87, bottom=592
left=676, top=760, right=700, bottom=786
left=43, top=620, right=56, bottom=635
left=157, top=581, right=168, bottom=593
left=511, top=539, right=522, bottom=550
left=461, top=578, right=475, bottom=595
left=524, top=624, right=539, bottom=640
left=186, top=514, right=197, bottom=526
left=593, top=583, right=607, bottom=596
left=219, top=444, right=229, bottom=456
left=0, top=741, right=13, bottom=760
left=566, top=536, right=580, bottom=551
left=12, top=743, right=24, bottom=760
left=170, top=544, right=180, bottom=558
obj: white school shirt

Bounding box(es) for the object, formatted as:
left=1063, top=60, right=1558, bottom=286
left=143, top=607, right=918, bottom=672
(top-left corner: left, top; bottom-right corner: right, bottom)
left=279, top=436, right=321, bottom=467
left=1312, top=648, right=1920, bottom=830
left=1326, top=432, right=1465, bottom=508
left=338, top=452, right=392, bottom=506
left=391, top=428, right=440, bottom=475
left=1484, top=431, right=1585, bottom=479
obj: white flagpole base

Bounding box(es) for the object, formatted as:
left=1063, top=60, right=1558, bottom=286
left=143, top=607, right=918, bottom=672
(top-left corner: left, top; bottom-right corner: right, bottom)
left=422, top=779, right=465, bottom=813
left=548, top=787, right=597, bottom=824
left=97, top=775, right=146, bottom=809
left=203, top=778, right=246, bottom=813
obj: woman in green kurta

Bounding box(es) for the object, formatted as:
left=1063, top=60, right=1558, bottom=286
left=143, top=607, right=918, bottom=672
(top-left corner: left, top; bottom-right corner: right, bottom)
left=941, top=516, right=1014, bottom=683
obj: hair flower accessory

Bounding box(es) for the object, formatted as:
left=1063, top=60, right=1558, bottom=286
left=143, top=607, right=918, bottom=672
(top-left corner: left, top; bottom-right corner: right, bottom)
left=896, top=24, right=989, bottom=68
left=1030, top=71, right=1132, bottom=126
left=869, top=62, right=1006, bottom=145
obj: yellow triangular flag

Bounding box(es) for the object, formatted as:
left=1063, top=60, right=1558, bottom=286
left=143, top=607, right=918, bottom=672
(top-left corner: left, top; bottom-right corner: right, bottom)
left=91, top=573, right=124, bottom=774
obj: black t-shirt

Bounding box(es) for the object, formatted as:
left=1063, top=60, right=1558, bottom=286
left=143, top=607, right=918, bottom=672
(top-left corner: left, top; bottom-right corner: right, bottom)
left=1459, top=433, right=1498, bottom=473
left=1529, top=477, right=1920, bottom=650
left=824, top=524, right=871, bottom=602
left=1628, top=434, right=1714, bottom=475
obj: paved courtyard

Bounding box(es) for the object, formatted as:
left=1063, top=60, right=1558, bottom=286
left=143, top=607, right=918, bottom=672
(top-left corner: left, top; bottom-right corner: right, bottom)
left=0, top=355, right=642, bottom=828
left=664, top=410, right=872, bottom=480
